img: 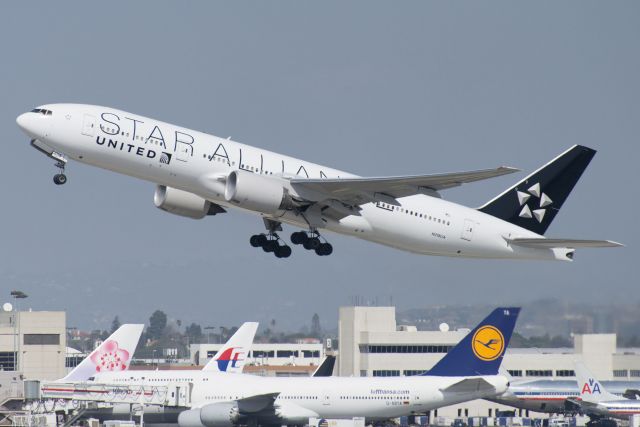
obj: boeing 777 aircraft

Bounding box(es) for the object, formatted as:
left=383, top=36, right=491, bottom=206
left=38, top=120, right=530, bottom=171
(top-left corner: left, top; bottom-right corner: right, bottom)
left=16, top=105, right=621, bottom=259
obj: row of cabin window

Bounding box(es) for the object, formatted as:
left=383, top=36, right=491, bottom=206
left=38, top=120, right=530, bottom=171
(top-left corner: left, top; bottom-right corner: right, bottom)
left=377, top=202, right=450, bottom=225
left=340, top=395, right=403, bottom=399
left=101, top=126, right=165, bottom=145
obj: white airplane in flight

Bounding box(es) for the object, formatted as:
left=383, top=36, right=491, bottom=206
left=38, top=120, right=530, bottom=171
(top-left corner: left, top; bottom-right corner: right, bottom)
left=16, top=105, right=621, bottom=259
left=82, top=307, right=519, bottom=427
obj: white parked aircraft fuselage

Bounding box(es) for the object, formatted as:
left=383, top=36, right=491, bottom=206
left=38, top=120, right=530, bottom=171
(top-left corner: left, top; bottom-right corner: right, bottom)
left=95, top=370, right=508, bottom=421
left=19, top=104, right=571, bottom=260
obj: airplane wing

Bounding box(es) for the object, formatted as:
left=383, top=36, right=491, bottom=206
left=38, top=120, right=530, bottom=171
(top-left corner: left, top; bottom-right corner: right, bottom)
left=236, top=392, right=280, bottom=413
left=440, top=377, right=496, bottom=394
left=290, top=167, right=519, bottom=204
left=507, top=238, right=623, bottom=249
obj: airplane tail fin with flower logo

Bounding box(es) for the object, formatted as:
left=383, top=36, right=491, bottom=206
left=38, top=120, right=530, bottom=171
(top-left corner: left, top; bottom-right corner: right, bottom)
left=478, top=145, right=595, bottom=235
left=61, top=324, right=144, bottom=382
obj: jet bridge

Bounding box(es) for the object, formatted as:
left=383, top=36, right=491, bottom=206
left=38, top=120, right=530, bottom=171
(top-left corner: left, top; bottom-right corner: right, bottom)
left=35, top=380, right=192, bottom=407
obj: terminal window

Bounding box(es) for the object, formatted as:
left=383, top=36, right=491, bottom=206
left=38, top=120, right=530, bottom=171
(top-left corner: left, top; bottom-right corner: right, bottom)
left=631, top=370, right=640, bottom=377
left=507, top=370, right=523, bottom=377
left=24, top=334, right=60, bottom=345
left=302, top=350, right=320, bottom=358
left=525, top=370, right=553, bottom=377
left=252, top=350, right=275, bottom=358
left=362, top=345, right=452, bottom=354
left=276, top=350, right=299, bottom=358
left=0, top=352, right=16, bottom=370
left=403, top=370, right=428, bottom=376
left=613, top=369, right=628, bottom=378
left=556, top=370, right=575, bottom=377
left=372, top=370, right=400, bottom=377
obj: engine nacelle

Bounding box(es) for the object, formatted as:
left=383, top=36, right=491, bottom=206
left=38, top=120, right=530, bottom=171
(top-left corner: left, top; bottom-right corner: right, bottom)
left=275, top=402, right=319, bottom=424
left=200, top=402, right=240, bottom=427
left=224, top=170, right=293, bottom=214
left=154, top=185, right=224, bottom=219
left=177, top=409, right=204, bottom=427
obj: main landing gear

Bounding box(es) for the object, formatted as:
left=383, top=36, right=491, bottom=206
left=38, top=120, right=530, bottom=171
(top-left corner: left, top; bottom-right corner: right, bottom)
left=250, top=233, right=292, bottom=258
left=291, top=231, right=333, bottom=256
left=250, top=218, right=292, bottom=258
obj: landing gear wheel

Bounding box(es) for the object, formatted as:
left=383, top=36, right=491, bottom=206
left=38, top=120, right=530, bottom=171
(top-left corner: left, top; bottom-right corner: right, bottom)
left=291, top=231, right=307, bottom=245
left=274, top=245, right=292, bottom=258
left=53, top=174, right=67, bottom=185
left=263, top=240, right=278, bottom=253
left=315, top=243, right=333, bottom=256
left=250, top=234, right=267, bottom=247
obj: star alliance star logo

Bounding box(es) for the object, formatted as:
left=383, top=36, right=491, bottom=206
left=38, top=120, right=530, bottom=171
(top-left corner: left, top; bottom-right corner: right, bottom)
left=517, top=183, right=552, bottom=223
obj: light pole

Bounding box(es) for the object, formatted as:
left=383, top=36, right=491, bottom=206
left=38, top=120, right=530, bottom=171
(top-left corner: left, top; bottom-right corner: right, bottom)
left=204, top=326, right=215, bottom=344
left=10, top=291, right=28, bottom=372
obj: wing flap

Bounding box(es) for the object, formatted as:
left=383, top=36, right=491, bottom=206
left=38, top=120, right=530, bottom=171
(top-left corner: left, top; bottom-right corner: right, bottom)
left=508, top=238, right=623, bottom=249
left=440, top=377, right=495, bottom=394
left=290, top=167, right=519, bottom=202
left=237, top=392, right=280, bottom=413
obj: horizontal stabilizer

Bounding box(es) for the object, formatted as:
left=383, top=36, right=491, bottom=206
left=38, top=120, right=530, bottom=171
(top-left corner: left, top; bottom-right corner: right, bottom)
left=441, top=377, right=496, bottom=394
left=508, top=238, right=623, bottom=249
left=290, top=167, right=519, bottom=203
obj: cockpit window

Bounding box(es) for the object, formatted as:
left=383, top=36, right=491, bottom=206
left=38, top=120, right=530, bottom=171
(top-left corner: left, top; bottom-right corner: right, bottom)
left=30, top=108, right=53, bottom=116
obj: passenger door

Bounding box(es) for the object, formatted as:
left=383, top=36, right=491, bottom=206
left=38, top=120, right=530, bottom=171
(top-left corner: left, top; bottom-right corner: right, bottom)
left=461, top=219, right=475, bottom=242
left=81, top=114, right=96, bottom=137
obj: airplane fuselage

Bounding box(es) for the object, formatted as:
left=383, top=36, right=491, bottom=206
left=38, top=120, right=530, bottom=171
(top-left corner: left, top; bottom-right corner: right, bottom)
left=18, top=104, right=573, bottom=260
left=94, top=370, right=508, bottom=422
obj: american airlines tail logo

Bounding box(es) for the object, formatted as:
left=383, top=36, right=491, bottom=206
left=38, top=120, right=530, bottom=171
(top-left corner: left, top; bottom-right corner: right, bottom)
left=215, top=347, right=245, bottom=371
left=582, top=379, right=602, bottom=394
left=160, top=152, right=172, bottom=164
left=516, top=182, right=553, bottom=223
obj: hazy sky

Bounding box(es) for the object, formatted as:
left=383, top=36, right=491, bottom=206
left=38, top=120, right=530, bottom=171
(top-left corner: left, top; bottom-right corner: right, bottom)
left=0, top=2, right=637, bottom=332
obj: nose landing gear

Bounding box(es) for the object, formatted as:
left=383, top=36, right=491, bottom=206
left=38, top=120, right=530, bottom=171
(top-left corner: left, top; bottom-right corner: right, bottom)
left=53, top=160, right=68, bottom=185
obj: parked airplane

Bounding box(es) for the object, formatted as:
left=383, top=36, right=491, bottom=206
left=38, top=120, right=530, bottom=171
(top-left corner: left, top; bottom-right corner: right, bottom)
left=78, top=322, right=258, bottom=423
left=490, top=378, right=640, bottom=415
left=16, top=105, right=621, bottom=259
left=46, top=324, right=143, bottom=387
left=82, top=308, right=519, bottom=426
left=573, top=362, right=640, bottom=422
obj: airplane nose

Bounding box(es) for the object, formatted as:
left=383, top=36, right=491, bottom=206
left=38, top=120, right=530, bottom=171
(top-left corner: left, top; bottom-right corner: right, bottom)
left=16, top=113, right=30, bottom=133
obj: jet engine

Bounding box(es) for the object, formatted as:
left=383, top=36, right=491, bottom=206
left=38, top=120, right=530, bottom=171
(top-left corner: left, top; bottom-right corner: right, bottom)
left=274, top=402, right=319, bottom=424
left=154, top=185, right=225, bottom=219
left=177, top=403, right=239, bottom=427
left=224, top=170, right=294, bottom=214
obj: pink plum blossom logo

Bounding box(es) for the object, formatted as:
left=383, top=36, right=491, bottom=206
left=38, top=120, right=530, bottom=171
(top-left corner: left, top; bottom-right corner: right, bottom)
left=90, top=340, right=130, bottom=372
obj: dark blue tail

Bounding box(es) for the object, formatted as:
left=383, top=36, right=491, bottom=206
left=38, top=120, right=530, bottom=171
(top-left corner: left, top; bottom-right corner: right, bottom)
left=424, top=307, right=520, bottom=377
left=478, top=145, right=595, bottom=235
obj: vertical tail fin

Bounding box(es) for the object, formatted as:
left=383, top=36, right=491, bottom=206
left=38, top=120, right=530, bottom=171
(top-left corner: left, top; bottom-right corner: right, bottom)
left=423, top=307, right=520, bottom=377
left=62, top=324, right=144, bottom=381
left=478, top=145, right=596, bottom=235
left=575, top=362, right=619, bottom=403
left=202, top=322, right=258, bottom=373
left=312, top=355, right=336, bottom=377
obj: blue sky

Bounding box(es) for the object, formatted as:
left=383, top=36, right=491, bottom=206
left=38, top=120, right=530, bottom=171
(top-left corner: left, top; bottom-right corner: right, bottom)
left=0, top=2, right=637, bottom=331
